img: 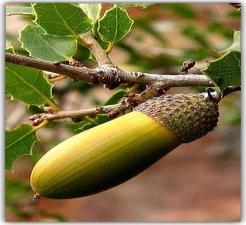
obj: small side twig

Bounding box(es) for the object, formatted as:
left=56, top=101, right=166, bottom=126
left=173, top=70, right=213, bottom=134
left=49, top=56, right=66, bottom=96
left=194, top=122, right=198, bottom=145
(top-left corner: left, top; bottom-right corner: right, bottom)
left=29, top=82, right=169, bottom=124
left=178, top=59, right=196, bottom=75
left=78, top=32, right=114, bottom=67
left=106, top=83, right=169, bottom=117
left=222, top=86, right=241, bottom=98
left=229, top=3, right=241, bottom=10
left=28, top=85, right=241, bottom=125
left=29, top=104, right=121, bottom=124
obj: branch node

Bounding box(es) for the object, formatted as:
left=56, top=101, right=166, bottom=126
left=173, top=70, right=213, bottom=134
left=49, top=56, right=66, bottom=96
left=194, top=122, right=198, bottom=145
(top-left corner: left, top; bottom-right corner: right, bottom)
left=96, top=106, right=104, bottom=112
left=69, top=60, right=83, bottom=67
left=95, top=66, right=121, bottom=89
left=43, top=106, right=54, bottom=114
left=108, top=110, right=120, bottom=118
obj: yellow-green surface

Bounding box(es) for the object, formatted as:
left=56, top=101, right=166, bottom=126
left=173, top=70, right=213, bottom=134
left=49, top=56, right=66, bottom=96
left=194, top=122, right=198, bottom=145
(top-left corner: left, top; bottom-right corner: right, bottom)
left=30, top=111, right=181, bottom=199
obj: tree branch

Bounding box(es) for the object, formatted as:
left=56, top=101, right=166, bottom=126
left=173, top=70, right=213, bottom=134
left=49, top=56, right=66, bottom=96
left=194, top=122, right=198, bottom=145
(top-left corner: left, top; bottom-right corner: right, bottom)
left=6, top=53, right=214, bottom=88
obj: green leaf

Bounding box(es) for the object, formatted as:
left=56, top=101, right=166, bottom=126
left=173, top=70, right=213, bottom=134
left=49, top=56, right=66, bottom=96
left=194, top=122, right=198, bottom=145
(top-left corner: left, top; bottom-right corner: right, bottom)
left=94, top=21, right=109, bottom=50
left=19, top=25, right=77, bottom=61
left=5, top=124, right=38, bottom=169
left=28, top=105, right=44, bottom=114
left=203, top=31, right=241, bottom=93
left=104, top=89, right=127, bottom=105
left=221, top=31, right=240, bottom=53
left=6, top=62, right=54, bottom=106
left=73, top=44, right=91, bottom=61
left=6, top=6, right=34, bottom=16
left=33, top=3, right=93, bottom=36
left=203, top=51, right=241, bottom=92
left=98, top=6, right=134, bottom=44
left=79, top=3, right=102, bottom=21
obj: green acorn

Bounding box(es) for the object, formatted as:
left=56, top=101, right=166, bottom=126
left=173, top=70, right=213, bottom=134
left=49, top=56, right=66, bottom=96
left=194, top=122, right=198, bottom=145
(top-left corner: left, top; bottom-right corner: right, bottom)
left=30, top=93, right=219, bottom=199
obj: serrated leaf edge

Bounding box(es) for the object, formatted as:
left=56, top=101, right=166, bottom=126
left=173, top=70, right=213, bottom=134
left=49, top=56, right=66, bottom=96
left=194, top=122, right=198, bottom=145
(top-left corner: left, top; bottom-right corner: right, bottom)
left=32, top=3, right=93, bottom=37
left=6, top=6, right=34, bottom=16
left=220, top=30, right=240, bottom=54
left=5, top=123, right=39, bottom=170
left=18, top=24, right=75, bottom=61
left=202, top=50, right=241, bottom=91
left=97, top=5, right=134, bottom=44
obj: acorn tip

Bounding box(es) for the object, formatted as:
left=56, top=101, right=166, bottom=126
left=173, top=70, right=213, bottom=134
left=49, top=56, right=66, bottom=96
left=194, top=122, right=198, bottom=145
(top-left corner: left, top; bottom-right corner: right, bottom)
left=32, top=192, right=41, bottom=203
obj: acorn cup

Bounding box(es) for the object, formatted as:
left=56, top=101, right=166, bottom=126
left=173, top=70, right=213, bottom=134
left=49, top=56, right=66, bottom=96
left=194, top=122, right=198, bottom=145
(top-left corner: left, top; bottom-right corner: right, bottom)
left=30, top=93, right=219, bottom=199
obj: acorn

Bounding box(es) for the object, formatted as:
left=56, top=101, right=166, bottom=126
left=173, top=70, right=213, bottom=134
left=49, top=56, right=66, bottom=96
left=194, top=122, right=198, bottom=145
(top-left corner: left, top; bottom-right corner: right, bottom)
left=30, top=93, right=219, bottom=199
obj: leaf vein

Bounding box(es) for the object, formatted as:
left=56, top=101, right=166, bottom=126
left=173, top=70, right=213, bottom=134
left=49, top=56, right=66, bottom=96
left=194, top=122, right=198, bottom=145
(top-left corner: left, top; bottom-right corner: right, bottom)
left=33, top=28, right=69, bottom=60
left=53, top=4, right=77, bottom=37
left=6, top=128, right=35, bottom=150
left=6, top=66, right=51, bottom=105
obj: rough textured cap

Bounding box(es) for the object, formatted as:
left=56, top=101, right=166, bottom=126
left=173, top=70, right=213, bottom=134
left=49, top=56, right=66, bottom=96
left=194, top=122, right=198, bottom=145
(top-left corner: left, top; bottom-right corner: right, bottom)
left=134, top=93, right=219, bottom=143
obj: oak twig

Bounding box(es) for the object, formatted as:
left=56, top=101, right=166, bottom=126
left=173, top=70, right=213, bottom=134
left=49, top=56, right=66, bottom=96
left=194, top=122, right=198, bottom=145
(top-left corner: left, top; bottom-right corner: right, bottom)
left=29, top=104, right=121, bottom=125
left=6, top=53, right=213, bottom=88
left=40, top=83, right=172, bottom=122
left=229, top=3, right=241, bottom=10
left=78, top=32, right=113, bottom=67
left=44, top=104, right=120, bottom=121
left=222, top=86, right=241, bottom=98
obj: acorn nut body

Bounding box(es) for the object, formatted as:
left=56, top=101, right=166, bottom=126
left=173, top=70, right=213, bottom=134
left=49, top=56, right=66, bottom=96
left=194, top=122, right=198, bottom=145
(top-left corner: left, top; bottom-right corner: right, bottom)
left=30, top=93, right=219, bottom=199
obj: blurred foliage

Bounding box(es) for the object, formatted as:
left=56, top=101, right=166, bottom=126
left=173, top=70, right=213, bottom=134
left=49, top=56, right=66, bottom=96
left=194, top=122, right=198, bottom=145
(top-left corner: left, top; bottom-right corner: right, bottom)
left=5, top=179, right=31, bottom=204
left=6, top=178, right=67, bottom=221
left=133, top=15, right=168, bottom=45
left=227, top=9, right=240, bottom=19
left=207, top=21, right=234, bottom=39
left=163, top=3, right=197, bottom=18
left=118, top=42, right=181, bottom=71
left=182, top=25, right=211, bottom=49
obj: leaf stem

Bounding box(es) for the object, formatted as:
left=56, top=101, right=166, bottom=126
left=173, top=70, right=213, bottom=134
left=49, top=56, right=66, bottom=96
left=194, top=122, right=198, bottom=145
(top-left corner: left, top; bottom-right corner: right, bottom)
left=49, top=75, right=67, bottom=83
left=46, top=99, right=60, bottom=112
left=84, top=116, right=99, bottom=125
left=33, top=120, right=49, bottom=131
left=105, top=43, right=114, bottom=53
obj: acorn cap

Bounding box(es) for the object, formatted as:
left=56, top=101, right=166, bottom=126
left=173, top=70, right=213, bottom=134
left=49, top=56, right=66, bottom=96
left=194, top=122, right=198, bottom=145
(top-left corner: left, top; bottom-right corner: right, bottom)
left=134, top=93, right=219, bottom=143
